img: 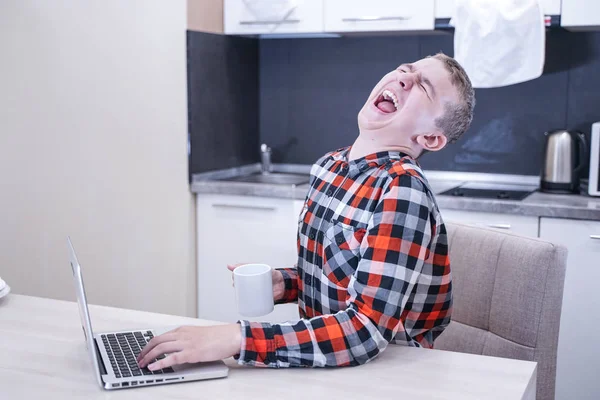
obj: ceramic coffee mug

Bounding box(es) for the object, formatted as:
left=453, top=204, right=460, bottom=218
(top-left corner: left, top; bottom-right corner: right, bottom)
left=233, top=263, right=274, bottom=317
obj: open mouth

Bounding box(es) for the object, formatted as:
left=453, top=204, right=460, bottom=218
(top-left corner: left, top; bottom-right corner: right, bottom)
left=374, top=89, right=399, bottom=114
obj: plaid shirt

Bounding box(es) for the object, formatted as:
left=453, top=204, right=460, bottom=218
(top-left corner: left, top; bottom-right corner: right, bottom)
left=236, top=147, right=452, bottom=367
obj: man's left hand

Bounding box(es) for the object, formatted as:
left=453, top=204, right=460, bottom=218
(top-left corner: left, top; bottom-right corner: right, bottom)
left=137, top=324, right=242, bottom=371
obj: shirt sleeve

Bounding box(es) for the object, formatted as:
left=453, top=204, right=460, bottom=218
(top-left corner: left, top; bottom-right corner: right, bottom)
left=274, top=268, right=299, bottom=304
left=236, top=174, right=451, bottom=368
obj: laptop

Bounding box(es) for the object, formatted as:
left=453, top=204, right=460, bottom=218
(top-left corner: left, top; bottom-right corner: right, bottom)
left=67, top=237, right=229, bottom=390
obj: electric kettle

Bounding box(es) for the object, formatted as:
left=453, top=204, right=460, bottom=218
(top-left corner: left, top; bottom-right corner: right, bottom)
left=541, top=129, right=588, bottom=193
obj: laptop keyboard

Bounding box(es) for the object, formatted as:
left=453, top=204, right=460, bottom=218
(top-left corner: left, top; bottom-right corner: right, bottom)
left=101, top=331, right=174, bottom=378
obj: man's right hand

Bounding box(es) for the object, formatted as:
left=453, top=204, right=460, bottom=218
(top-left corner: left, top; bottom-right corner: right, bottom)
left=227, top=264, right=285, bottom=302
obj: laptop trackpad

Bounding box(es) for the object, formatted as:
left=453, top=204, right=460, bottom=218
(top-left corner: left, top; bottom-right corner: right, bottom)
left=172, top=360, right=229, bottom=378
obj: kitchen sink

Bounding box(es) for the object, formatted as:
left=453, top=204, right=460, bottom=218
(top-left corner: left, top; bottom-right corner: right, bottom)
left=221, top=172, right=310, bottom=185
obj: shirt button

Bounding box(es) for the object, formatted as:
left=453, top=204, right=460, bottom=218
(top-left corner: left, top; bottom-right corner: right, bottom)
left=336, top=236, right=345, bottom=245
left=341, top=165, right=349, bottom=172
left=305, top=275, right=312, bottom=285
left=309, top=232, right=316, bottom=240
left=326, top=189, right=333, bottom=196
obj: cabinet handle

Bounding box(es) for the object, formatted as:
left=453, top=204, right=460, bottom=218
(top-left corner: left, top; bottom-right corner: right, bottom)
left=591, top=235, right=600, bottom=240
left=212, top=203, right=276, bottom=212
left=487, top=224, right=511, bottom=230
left=342, top=16, right=412, bottom=22
left=239, top=19, right=300, bottom=25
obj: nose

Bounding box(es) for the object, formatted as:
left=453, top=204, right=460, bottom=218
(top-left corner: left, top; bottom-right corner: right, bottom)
left=398, top=72, right=416, bottom=91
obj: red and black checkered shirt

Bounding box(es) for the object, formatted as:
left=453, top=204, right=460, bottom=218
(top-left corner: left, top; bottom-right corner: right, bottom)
left=237, top=147, right=452, bottom=367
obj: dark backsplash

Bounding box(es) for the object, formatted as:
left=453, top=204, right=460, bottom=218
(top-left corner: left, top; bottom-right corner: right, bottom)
left=259, top=30, right=600, bottom=175
left=188, top=30, right=600, bottom=176
left=187, top=31, right=259, bottom=177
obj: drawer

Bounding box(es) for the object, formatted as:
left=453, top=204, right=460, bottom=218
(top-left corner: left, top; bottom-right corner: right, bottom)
left=441, top=210, right=539, bottom=238
left=224, top=0, right=324, bottom=35
left=324, top=0, right=435, bottom=33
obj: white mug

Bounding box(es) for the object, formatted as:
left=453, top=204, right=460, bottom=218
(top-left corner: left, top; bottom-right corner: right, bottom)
left=233, top=263, right=274, bottom=317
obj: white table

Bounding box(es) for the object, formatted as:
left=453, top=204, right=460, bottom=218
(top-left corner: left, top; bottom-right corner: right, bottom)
left=0, top=295, right=537, bottom=399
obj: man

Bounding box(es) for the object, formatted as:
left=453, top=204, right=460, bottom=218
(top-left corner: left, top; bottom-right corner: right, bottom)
left=138, top=52, right=475, bottom=370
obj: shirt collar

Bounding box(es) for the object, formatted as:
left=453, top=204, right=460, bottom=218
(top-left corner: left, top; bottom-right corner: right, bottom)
left=329, top=146, right=416, bottom=178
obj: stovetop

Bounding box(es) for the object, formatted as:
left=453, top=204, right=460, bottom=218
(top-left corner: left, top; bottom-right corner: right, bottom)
left=439, top=182, right=539, bottom=201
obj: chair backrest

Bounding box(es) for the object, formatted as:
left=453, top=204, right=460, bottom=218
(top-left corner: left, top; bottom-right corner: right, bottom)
left=435, top=222, right=567, bottom=400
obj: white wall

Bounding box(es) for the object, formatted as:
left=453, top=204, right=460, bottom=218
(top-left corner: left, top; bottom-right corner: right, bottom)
left=0, top=0, right=196, bottom=317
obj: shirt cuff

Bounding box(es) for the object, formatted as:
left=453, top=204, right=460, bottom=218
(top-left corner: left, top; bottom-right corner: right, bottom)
left=234, top=320, right=281, bottom=367
left=275, top=268, right=299, bottom=304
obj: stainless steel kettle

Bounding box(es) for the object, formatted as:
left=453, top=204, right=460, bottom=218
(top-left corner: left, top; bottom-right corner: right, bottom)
left=541, top=129, right=588, bottom=193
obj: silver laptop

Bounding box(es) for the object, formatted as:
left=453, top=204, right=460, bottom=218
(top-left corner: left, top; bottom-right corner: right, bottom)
left=67, top=237, right=229, bottom=390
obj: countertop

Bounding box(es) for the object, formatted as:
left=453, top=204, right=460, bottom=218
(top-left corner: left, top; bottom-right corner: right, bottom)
left=0, top=294, right=536, bottom=400
left=191, top=164, right=600, bottom=221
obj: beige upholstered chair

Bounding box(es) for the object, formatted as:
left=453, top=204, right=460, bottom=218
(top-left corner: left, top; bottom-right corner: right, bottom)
left=435, top=222, right=568, bottom=400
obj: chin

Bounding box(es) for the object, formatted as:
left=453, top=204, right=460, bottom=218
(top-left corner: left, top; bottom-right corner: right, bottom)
left=358, top=107, right=392, bottom=131
left=357, top=108, right=369, bottom=129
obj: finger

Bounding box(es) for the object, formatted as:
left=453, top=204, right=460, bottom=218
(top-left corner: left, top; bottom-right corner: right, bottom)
left=137, top=332, right=179, bottom=362
left=138, top=341, right=185, bottom=368
left=227, top=263, right=244, bottom=271
left=148, top=351, right=189, bottom=371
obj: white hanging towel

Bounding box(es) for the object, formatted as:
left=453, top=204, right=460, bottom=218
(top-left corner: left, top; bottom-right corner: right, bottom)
left=450, top=0, right=546, bottom=88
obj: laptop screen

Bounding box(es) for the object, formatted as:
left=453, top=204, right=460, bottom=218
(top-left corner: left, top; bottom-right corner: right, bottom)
left=68, top=237, right=104, bottom=387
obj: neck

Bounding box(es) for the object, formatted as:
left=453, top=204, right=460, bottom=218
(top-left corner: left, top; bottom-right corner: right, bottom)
left=348, top=133, right=418, bottom=161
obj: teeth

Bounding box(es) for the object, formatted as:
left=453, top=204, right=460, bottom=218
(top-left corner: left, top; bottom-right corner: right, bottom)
left=382, top=89, right=399, bottom=110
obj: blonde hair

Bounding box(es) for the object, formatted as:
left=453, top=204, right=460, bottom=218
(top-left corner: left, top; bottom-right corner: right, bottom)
left=429, top=53, right=475, bottom=144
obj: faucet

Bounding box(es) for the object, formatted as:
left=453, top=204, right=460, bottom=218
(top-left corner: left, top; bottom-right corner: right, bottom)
left=260, top=143, right=272, bottom=174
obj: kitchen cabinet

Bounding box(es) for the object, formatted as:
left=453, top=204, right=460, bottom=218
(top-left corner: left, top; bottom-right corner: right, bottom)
left=440, top=210, right=539, bottom=238
left=196, top=194, right=300, bottom=324
left=324, top=0, right=435, bottom=33
left=434, top=0, right=561, bottom=19
left=539, top=217, right=600, bottom=400
left=434, top=0, right=455, bottom=19
left=561, top=0, right=600, bottom=29
left=224, top=0, right=324, bottom=35
left=544, top=0, right=562, bottom=15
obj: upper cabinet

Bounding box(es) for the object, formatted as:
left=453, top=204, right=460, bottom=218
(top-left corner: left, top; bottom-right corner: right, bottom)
left=223, top=0, right=572, bottom=36
left=435, top=0, right=562, bottom=19
left=544, top=0, right=562, bottom=15
left=224, top=0, right=324, bottom=35
left=561, top=0, right=600, bottom=30
left=224, top=0, right=436, bottom=36
left=435, top=0, right=455, bottom=18
left=324, top=0, right=434, bottom=33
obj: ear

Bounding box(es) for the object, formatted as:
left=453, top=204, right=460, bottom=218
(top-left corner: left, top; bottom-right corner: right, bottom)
left=415, top=132, right=447, bottom=152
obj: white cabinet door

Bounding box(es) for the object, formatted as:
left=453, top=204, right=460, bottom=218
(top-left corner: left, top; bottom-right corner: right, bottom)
left=562, top=0, right=600, bottom=28
left=440, top=210, right=539, bottom=238
left=324, top=0, right=435, bottom=33
left=539, top=217, right=600, bottom=400
left=196, top=194, right=300, bottom=324
left=435, top=0, right=561, bottom=19
left=543, top=0, right=562, bottom=15
left=224, top=0, right=324, bottom=35
left=434, top=0, right=455, bottom=19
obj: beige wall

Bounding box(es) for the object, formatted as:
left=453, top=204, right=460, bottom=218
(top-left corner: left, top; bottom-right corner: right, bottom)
left=188, top=0, right=224, bottom=33
left=0, top=0, right=197, bottom=317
